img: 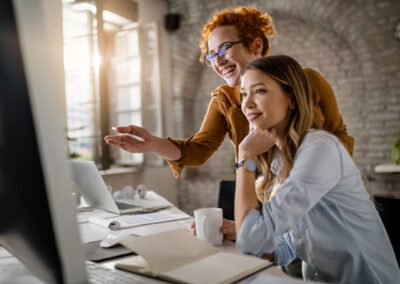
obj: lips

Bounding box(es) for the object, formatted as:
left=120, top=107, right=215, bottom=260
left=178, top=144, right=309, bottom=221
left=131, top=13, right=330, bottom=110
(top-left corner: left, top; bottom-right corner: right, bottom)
left=221, top=65, right=236, bottom=77
left=246, top=112, right=262, bottom=121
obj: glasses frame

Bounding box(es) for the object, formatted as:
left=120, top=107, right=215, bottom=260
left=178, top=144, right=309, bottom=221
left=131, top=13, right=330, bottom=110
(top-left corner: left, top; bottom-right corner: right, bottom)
left=205, top=39, right=244, bottom=67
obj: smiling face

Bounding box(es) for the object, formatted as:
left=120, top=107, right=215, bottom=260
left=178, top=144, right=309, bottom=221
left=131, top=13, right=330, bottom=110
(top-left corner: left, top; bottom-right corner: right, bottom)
left=240, top=69, right=292, bottom=134
left=207, top=25, right=261, bottom=87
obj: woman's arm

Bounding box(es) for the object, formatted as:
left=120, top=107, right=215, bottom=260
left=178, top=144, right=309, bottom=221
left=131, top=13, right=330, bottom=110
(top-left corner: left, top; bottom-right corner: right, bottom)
left=106, top=88, right=232, bottom=173
left=105, top=125, right=182, bottom=161
left=235, top=164, right=259, bottom=232
left=235, top=127, right=276, bottom=232
left=166, top=92, right=233, bottom=177
left=236, top=132, right=342, bottom=256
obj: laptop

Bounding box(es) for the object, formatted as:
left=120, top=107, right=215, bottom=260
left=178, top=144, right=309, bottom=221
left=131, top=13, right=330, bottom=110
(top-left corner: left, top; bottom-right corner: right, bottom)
left=69, top=160, right=171, bottom=214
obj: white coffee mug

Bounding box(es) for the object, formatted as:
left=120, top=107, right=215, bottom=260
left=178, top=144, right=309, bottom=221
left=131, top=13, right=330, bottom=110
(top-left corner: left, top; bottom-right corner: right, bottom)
left=194, top=208, right=223, bottom=246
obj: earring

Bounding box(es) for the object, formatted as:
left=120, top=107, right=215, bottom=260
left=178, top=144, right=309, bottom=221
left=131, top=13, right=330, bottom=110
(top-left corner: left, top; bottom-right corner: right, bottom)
left=289, top=103, right=295, bottom=109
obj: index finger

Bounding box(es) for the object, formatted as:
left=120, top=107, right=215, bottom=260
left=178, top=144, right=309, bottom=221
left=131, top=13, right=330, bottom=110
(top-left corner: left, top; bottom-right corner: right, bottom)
left=112, top=126, right=131, bottom=134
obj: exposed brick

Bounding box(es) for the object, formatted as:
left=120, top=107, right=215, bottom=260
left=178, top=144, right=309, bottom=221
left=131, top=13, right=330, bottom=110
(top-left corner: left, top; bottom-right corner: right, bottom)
left=167, top=0, right=400, bottom=211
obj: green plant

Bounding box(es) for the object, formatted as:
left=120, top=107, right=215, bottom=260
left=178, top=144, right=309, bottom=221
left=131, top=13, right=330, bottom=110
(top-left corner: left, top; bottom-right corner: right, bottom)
left=391, top=134, right=400, bottom=165
left=66, top=126, right=84, bottom=159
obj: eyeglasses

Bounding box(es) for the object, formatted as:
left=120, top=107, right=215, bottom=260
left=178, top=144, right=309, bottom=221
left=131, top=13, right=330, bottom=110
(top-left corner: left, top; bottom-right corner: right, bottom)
left=205, top=39, right=244, bottom=66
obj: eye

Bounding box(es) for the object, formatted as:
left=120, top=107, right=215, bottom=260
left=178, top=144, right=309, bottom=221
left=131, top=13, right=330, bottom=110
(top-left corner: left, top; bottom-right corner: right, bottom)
left=218, top=44, right=232, bottom=56
left=255, top=88, right=266, bottom=94
left=222, top=43, right=232, bottom=49
left=240, top=92, right=247, bottom=100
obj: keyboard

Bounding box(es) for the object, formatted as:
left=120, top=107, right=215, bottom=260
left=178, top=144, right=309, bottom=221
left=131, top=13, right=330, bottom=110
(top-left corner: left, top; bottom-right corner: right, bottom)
left=0, top=259, right=164, bottom=283
left=87, top=261, right=164, bottom=283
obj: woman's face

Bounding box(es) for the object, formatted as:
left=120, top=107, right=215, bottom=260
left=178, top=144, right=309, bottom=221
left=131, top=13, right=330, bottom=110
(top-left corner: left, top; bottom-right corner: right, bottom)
left=207, top=25, right=261, bottom=87
left=240, top=69, right=292, bottom=134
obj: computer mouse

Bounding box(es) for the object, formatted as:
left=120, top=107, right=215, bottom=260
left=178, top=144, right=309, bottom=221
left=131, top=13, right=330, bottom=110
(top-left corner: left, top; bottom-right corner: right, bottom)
left=99, top=234, right=122, bottom=248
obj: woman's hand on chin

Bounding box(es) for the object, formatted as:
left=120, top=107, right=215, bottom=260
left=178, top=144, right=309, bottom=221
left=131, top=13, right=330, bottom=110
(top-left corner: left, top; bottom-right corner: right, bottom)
left=239, top=127, right=276, bottom=159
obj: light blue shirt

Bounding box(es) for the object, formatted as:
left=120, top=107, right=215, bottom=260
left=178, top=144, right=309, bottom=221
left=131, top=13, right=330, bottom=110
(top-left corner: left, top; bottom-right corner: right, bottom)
left=237, top=130, right=400, bottom=283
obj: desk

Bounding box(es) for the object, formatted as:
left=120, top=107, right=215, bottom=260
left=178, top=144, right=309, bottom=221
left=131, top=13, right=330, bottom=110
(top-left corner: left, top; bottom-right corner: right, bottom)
left=77, top=205, right=303, bottom=283
left=0, top=205, right=303, bottom=284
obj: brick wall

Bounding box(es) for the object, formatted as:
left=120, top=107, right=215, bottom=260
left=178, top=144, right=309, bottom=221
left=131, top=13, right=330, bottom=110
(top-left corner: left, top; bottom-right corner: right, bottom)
left=166, top=0, right=400, bottom=214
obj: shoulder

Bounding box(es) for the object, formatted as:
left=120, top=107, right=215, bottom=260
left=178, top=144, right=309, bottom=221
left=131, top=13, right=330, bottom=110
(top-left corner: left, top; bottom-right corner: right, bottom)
left=302, top=130, right=341, bottom=146
left=299, top=130, right=343, bottom=156
left=211, top=84, right=236, bottom=97
left=294, top=131, right=344, bottom=183
left=303, top=68, right=332, bottom=93
left=211, top=84, right=241, bottom=106
left=303, top=67, right=324, bottom=82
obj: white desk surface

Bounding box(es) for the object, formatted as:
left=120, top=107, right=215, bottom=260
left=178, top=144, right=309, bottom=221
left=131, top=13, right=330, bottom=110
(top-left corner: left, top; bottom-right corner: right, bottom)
left=76, top=205, right=302, bottom=283
left=0, top=202, right=303, bottom=284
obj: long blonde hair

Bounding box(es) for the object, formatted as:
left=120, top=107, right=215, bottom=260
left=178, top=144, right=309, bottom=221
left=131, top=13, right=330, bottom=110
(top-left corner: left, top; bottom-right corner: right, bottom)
left=245, top=56, right=318, bottom=202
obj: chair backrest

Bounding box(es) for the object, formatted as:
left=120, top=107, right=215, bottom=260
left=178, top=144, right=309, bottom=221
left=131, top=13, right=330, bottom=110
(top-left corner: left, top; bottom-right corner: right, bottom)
left=218, top=180, right=236, bottom=220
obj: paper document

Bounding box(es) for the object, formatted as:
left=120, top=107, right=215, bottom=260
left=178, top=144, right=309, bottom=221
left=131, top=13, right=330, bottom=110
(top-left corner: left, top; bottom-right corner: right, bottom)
left=88, top=211, right=190, bottom=230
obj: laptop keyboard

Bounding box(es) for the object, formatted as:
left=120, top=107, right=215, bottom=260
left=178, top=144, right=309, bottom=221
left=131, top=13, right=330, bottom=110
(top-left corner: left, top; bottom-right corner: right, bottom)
left=116, top=201, right=141, bottom=210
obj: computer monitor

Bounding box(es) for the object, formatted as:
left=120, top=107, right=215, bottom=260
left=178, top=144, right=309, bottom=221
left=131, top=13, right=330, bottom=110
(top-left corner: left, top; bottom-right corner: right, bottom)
left=0, top=0, right=87, bottom=283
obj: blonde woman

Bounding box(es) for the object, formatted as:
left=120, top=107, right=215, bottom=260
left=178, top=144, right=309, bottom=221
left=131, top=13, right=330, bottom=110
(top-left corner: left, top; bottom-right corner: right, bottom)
left=235, top=55, right=399, bottom=283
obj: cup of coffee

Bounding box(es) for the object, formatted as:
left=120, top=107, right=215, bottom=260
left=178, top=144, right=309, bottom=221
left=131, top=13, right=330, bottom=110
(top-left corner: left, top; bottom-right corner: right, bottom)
left=194, top=208, right=223, bottom=246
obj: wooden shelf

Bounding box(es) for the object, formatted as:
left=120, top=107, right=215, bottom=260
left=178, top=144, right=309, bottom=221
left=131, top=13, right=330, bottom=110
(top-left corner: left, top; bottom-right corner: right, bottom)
left=368, top=172, right=400, bottom=182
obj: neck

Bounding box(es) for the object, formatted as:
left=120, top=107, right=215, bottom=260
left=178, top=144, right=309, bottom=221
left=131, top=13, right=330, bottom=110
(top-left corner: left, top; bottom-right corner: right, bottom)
left=274, top=125, right=286, bottom=151
left=275, top=137, right=285, bottom=152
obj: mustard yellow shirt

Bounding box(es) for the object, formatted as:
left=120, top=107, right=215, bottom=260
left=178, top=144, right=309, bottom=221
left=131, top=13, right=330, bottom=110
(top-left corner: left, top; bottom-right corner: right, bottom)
left=167, top=68, right=354, bottom=178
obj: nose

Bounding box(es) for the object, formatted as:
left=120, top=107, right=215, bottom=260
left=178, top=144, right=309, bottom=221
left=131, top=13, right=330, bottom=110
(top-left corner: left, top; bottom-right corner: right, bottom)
left=241, top=93, right=255, bottom=111
left=214, top=54, right=226, bottom=67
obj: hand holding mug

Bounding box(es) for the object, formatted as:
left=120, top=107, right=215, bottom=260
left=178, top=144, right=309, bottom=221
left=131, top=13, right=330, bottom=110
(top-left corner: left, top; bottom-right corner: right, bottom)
left=193, top=208, right=223, bottom=246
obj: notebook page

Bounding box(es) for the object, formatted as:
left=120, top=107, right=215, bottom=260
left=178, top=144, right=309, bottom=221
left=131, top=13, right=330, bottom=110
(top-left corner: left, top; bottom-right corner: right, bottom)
left=120, top=229, right=218, bottom=275
left=161, top=252, right=271, bottom=284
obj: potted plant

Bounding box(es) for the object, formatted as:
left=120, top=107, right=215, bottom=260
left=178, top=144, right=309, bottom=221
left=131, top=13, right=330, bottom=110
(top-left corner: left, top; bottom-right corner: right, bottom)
left=391, top=134, right=400, bottom=165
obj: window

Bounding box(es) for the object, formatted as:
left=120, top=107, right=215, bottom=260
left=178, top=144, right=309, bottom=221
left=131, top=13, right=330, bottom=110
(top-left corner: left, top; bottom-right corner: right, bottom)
left=111, top=25, right=143, bottom=165
left=62, top=1, right=163, bottom=169
left=63, top=5, right=100, bottom=161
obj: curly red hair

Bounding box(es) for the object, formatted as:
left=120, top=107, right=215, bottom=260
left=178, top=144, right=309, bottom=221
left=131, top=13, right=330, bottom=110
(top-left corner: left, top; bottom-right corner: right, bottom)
left=199, top=6, right=276, bottom=63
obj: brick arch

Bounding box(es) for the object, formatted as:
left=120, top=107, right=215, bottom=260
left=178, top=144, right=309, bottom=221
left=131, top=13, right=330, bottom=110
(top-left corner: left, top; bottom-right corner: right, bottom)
left=270, top=10, right=367, bottom=164
left=168, top=0, right=400, bottom=212
left=186, top=0, right=400, bottom=169
left=262, top=0, right=400, bottom=169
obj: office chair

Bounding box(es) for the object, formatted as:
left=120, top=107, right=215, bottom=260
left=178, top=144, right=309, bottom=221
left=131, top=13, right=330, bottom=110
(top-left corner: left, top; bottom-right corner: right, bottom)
left=218, top=180, right=236, bottom=220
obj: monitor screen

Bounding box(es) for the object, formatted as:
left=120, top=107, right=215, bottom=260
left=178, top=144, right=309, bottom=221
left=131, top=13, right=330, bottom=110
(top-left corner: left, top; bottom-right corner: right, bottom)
left=0, top=0, right=87, bottom=283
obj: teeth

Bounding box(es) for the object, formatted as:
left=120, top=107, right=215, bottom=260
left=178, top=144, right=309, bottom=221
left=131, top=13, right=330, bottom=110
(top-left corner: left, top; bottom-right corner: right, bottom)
left=223, top=66, right=235, bottom=76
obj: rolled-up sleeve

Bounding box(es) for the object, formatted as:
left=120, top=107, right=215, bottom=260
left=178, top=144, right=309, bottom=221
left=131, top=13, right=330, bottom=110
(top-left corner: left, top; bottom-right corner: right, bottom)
left=237, top=132, right=342, bottom=257
left=274, top=233, right=296, bottom=266
left=166, top=94, right=228, bottom=178
left=237, top=208, right=275, bottom=255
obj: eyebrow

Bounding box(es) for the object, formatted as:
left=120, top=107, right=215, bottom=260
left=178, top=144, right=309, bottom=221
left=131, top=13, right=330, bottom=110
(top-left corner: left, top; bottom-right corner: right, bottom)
left=240, top=82, right=265, bottom=91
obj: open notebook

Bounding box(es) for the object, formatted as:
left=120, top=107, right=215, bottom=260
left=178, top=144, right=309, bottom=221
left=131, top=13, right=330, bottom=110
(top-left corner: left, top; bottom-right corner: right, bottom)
left=116, top=229, right=272, bottom=284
